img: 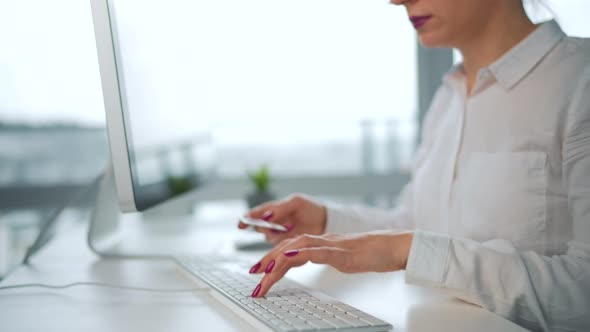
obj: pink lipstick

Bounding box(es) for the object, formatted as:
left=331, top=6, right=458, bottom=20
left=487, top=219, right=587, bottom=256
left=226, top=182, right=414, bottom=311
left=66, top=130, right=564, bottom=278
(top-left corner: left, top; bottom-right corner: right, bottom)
left=409, top=15, right=432, bottom=29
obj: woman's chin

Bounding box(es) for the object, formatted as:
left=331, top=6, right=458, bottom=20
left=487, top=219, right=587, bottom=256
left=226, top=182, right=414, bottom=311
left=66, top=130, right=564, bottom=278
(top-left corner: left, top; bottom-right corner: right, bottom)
left=417, top=32, right=449, bottom=49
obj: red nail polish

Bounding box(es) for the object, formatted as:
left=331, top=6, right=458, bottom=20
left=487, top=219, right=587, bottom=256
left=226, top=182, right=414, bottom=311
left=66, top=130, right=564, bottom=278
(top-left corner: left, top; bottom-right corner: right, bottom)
left=251, top=283, right=261, bottom=297
left=265, top=260, right=275, bottom=273
left=284, top=249, right=299, bottom=257
left=261, top=211, right=273, bottom=221
left=249, top=262, right=261, bottom=274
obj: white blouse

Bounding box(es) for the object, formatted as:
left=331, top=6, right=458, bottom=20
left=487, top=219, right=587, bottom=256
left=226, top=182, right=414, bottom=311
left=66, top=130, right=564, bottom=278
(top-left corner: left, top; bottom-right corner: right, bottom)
left=325, top=20, right=590, bottom=331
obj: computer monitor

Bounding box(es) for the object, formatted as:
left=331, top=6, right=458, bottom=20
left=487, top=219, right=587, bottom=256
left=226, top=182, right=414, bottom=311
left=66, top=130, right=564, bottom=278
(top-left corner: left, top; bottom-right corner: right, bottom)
left=90, top=0, right=213, bottom=212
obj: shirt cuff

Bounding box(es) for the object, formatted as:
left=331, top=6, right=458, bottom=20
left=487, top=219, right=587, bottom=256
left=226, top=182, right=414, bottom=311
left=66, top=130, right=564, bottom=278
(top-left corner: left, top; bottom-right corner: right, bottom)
left=325, top=203, right=357, bottom=234
left=405, top=230, right=451, bottom=287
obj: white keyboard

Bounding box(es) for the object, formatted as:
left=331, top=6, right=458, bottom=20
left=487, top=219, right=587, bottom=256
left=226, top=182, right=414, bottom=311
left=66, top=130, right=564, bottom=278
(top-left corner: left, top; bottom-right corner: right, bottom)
left=176, top=257, right=393, bottom=332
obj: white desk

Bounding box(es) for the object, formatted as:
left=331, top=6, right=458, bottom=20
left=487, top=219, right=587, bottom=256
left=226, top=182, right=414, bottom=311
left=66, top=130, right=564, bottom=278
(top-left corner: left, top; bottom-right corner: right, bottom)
left=0, top=211, right=527, bottom=332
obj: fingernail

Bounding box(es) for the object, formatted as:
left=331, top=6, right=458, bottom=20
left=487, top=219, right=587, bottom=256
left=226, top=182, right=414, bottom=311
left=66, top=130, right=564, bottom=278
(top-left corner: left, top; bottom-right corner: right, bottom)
left=284, top=249, right=299, bottom=257
left=261, top=211, right=273, bottom=221
left=249, top=262, right=261, bottom=274
left=265, top=260, right=275, bottom=273
left=251, top=283, right=261, bottom=297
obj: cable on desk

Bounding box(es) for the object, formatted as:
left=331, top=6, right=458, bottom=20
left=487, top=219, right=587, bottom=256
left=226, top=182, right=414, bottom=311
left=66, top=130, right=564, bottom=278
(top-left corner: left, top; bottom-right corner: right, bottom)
left=0, top=281, right=210, bottom=293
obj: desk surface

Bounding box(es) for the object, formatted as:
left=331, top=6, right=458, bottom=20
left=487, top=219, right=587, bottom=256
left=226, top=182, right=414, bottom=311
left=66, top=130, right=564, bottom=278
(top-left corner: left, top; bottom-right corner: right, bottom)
left=0, top=211, right=527, bottom=332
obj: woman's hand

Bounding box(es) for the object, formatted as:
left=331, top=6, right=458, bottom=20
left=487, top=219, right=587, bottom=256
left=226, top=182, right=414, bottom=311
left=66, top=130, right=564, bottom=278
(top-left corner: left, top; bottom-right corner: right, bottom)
left=248, top=231, right=414, bottom=297
left=238, top=194, right=327, bottom=245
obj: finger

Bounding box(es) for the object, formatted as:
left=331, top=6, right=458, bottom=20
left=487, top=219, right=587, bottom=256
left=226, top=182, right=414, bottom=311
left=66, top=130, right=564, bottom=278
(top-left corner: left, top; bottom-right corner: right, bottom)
left=254, top=260, right=291, bottom=297
left=287, top=247, right=351, bottom=267
left=254, top=227, right=275, bottom=239
left=248, top=195, right=304, bottom=224
left=266, top=227, right=297, bottom=245
left=254, top=248, right=308, bottom=297
left=238, top=199, right=279, bottom=230
left=250, top=234, right=331, bottom=276
left=254, top=247, right=348, bottom=297
left=247, top=237, right=295, bottom=274
left=250, top=238, right=293, bottom=274
left=248, top=201, right=280, bottom=220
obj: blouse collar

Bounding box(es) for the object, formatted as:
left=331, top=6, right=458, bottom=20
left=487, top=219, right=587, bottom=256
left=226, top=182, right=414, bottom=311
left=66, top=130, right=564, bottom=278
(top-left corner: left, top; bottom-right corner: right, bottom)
left=444, top=20, right=566, bottom=92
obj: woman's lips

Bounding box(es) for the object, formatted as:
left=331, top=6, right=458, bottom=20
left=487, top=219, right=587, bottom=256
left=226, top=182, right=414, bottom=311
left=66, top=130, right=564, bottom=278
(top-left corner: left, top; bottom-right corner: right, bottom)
left=409, top=15, right=432, bottom=29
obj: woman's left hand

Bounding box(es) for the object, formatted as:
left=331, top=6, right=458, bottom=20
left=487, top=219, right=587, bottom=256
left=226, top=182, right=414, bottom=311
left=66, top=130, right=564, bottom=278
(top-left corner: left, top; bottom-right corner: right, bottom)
left=248, top=231, right=414, bottom=297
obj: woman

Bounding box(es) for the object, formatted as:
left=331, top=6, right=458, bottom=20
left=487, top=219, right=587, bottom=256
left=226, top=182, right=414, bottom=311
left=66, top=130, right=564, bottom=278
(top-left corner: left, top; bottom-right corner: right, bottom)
left=238, top=0, right=590, bottom=330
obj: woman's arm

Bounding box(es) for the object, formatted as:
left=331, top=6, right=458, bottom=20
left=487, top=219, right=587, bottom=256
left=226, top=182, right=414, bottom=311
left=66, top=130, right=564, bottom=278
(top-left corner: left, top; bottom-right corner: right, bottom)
left=405, top=67, right=590, bottom=331
left=406, top=232, right=590, bottom=331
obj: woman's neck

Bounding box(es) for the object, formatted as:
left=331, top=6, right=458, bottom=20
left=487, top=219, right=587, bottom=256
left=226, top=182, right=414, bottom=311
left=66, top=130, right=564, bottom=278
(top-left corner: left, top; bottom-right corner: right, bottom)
left=458, top=4, right=537, bottom=94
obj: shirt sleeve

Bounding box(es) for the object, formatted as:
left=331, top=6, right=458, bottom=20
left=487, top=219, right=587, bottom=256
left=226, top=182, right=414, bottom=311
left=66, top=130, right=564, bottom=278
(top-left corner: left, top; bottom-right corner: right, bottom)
left=324, top=181, right=415, bottom=234
left=405, top=66, right=590, bottom=331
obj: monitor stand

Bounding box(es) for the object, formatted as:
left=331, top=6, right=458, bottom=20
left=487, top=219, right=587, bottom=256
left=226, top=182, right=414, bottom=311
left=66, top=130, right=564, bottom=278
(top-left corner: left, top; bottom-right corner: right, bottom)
left=87, top=163, right=239, bottom=259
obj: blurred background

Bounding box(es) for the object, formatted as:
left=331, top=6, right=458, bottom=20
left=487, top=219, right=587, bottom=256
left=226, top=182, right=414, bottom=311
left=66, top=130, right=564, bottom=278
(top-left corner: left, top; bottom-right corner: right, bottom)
left=1, top=0, right=589, bottom=278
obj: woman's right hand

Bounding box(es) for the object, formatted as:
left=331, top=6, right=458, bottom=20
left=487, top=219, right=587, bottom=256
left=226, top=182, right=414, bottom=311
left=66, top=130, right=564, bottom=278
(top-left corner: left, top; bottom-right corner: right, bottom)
left=237, top=194, right=327, bottom=245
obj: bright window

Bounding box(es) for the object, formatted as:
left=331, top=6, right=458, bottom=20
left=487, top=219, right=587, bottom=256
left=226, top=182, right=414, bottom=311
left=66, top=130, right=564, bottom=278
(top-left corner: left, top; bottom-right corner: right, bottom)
left=454, top=1, right=590, bottom=65
left=526, top=0, right=590, bottom=37
left=1, top=0, right=417, bottom=180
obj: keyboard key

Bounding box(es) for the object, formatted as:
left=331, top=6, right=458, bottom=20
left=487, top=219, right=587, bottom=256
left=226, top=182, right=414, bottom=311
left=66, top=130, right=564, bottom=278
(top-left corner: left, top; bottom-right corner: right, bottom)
left=315, top=303, right=335, bottom=311
left=308, top=319, right=335, bottom=329
left=324, top=317, right=350, bottom=328
left=261, top=313, right=275, bottom=320
left=290, top=322, right=314, bottom=331
left=253, top=307, right=268, bottom=315
left=283, top=317, right=306, bottom=325
left=281, top=295, right=299, bottom=302
left=253, top=298, right=271, bottom=305
left=275, top=324, right=294, bottom=332
left=335, top=314, right=368, bottom=327
left=296, top=313, right=318, bottom=322
left=288, top=308, right=306, bottom=315
left=270, top=319, right=285, bottom=326
left=266, top=307, right=282, bottom=315
left=301, top=304, right=318, bottom=311
left=332, top=303, right=357, bottom=312
left=281, top=304, right=299, bottom=311
left=358, top=316, right=389, bottom=326
left=283, top=312, right=299, bottom=319
left=273, top=300, right=291, bottom=307
left=273, top=308, right=289, bottom=316
left=315, top=311, right=336, bottom=318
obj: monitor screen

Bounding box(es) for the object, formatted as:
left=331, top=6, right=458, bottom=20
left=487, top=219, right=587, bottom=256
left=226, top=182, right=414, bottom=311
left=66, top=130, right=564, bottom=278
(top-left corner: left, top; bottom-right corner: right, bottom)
left=103, top=0, right=216, bottom=210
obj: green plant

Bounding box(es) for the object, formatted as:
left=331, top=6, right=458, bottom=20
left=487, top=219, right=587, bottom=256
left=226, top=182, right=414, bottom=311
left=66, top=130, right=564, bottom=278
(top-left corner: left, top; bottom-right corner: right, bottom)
left=166, top=176, right=193, bottom=195
left=248, top=165, right=272, bottom=193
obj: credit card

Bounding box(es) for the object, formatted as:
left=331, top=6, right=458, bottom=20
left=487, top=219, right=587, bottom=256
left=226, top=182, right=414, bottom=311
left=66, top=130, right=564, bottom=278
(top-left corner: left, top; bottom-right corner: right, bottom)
left=239, top=216, right=288, bottom=232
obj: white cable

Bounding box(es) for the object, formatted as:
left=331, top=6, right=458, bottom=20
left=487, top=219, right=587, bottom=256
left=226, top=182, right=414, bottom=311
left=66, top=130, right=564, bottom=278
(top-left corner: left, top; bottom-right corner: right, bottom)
left=0, top=281, right=210, bottom=293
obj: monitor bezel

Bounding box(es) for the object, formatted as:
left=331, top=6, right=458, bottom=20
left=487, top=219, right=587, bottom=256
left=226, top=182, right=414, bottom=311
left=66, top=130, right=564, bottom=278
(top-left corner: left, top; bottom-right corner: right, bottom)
left=91, top=0, right=205, bottom=212
left=90, top=0, right=137, bottom=212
